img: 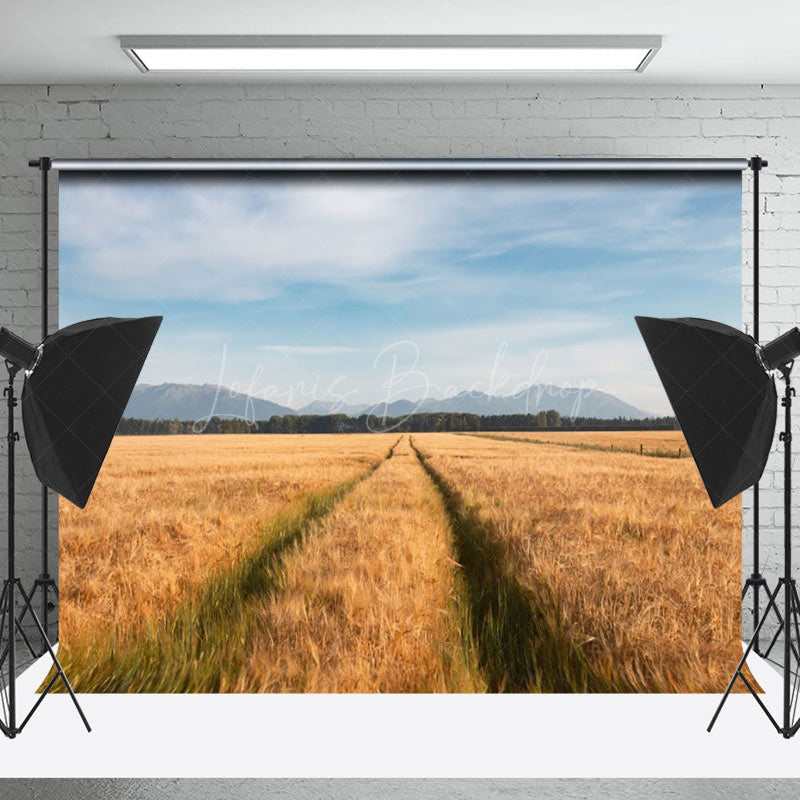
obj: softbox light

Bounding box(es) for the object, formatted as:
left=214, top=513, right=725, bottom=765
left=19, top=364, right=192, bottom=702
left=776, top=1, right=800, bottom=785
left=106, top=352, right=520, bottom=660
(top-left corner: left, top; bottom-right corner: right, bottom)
left=635, top=316, right=776, bottom=508
left=21, top=316, right=162, bottom=508
left=637, top=314, right=800, bottom=738
left=0, top=314, right=161, bottom=740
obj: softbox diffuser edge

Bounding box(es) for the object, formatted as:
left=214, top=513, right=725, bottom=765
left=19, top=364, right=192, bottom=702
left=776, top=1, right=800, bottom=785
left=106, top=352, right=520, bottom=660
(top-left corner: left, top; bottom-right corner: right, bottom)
left=22, top=315, right=162, bottom=508
left=635, top=315, right=776, bottom=509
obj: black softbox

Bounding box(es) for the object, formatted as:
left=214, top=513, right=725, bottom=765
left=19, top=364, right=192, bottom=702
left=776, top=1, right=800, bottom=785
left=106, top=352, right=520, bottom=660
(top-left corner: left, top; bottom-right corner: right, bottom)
left=635, top=316, right=776, bottom=508
left=21, top=316, right=162, bottom=508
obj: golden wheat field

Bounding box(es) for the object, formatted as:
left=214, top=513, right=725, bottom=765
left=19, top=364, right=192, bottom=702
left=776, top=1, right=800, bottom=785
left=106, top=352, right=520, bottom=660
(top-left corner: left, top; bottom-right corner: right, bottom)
left=233, top=437, right=483, bottom=693
left=59, top=434, right=397, bottom=653
left=55, top=430, right=746, bottom=694
left=479, top=429, right=689, bottom=458
left=414, top=432, right=743, bottom=692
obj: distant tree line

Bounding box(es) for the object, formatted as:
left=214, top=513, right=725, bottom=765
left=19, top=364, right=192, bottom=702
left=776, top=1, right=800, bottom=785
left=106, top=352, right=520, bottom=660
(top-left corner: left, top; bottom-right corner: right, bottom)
left=117, top=411, right=678, bottom=435
left=117, top=417, right=253, bottom=435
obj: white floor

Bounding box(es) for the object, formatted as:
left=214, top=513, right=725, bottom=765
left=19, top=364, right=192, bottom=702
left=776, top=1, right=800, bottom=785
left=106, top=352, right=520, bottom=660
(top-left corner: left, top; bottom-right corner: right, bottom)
left=1, top=645, right=797, bottom=778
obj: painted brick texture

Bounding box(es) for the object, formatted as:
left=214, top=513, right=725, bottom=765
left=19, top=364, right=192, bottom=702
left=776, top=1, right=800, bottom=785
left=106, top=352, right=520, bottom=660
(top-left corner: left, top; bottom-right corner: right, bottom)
left=0, top=82, right=796, bottom=661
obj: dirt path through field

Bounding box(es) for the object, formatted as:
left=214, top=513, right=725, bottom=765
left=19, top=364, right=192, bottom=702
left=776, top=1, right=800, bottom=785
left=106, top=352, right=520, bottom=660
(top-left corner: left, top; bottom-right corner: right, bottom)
left=233, top=435, right=483, bottom=692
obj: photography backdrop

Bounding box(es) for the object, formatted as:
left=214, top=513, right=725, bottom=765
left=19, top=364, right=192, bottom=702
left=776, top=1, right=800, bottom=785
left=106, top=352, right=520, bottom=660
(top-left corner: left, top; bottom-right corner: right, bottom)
left=51, top=161, right=744, bottom=694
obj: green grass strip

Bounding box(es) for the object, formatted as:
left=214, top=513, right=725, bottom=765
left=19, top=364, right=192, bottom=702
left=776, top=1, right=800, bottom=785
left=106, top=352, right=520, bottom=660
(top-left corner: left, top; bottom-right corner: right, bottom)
left=460, top=432, right=687, bottom=459
left=411, top=437, right=621, bottom=693
left=51, top=439, right=400, bottom=693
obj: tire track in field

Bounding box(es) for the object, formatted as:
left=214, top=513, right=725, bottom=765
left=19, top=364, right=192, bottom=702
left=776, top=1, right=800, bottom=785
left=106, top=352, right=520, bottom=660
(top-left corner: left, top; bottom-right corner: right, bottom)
left=54, top=437, right=402, bottom=693
left=234, top=435, right=483, bottom=692
left=411, top=436, right=610, bottom=693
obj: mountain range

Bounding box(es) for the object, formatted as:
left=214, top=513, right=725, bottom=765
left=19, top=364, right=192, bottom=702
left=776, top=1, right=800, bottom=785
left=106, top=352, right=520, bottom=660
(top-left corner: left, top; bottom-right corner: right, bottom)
left=125, top=383, right=653, bottom=421
left=124, top=383, right=295, bottom=421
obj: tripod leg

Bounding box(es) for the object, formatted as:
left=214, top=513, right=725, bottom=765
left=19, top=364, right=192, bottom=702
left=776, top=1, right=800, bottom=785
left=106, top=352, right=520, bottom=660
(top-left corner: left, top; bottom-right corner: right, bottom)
left=763, top=582, right=800, bottom=666
left=12, top=584, right=42, bottom=660
left=0, top=587, right=9, bottom=679
left=17, top=672, right=58, bottom=733
left=14, top=583, right=90, bottom=733
left=0, top=583, right=8, bottom=726
left=789, top=584, right=800, bottom=729
left=0, top=582, right=8, bottom=666
left=0, top=581, right=9, bottom=696
left=26, top=579, right=59, bottom=657
left=779, top=584, right=800, bottom=665
left=739, top=671, right=782, bottom=732
left=708, top=583, right=781, bottom=732
left=756, top=582, right=799, bottom=663
left=791, top=583, right=800, bottom=649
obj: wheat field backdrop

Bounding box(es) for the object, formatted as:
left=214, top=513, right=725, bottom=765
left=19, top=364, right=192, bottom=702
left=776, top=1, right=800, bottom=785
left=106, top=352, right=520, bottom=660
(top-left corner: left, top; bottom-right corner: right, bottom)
left=54, top=429, right=746, bottom=693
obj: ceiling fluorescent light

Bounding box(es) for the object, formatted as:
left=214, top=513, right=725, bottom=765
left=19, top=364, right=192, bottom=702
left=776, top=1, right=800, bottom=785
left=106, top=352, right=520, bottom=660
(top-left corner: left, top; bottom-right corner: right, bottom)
left=120, top=36, right=661, bottom=74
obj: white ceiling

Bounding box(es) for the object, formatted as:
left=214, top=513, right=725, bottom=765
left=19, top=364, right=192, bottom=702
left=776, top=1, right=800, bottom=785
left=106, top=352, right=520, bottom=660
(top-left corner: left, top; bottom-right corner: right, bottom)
left=1, top=0, right=799, bottom=84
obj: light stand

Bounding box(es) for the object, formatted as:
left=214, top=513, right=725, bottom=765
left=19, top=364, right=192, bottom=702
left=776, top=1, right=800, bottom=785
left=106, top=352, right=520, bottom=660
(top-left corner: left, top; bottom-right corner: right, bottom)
left=708, top=360, right=800, bottom=737
left=636, top=317, right=800, bottom=737
left=743, top=155, right=770, bottom=654
left=0, top=360, right=90, bottom=738
left=0, top=309, right=160, bottom=740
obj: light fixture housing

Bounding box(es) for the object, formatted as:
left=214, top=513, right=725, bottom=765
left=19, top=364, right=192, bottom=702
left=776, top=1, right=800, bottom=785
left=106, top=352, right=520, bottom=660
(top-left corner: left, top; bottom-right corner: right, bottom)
left=120, top=35, right=661, bottom=75
left=635, top=316, right=778, bottom=509
left=1, top=317, right=163, bottom=508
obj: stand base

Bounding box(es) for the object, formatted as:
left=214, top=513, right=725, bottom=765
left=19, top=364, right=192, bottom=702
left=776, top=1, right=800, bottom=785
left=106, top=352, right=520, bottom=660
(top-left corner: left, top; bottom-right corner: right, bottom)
left=709, top=578, right=800, bottom=738
left=0, top=577, right=90, bottom=738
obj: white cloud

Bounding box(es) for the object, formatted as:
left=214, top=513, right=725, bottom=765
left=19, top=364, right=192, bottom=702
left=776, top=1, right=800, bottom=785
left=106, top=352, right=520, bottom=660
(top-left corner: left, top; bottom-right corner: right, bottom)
left=60, top=175, right=738, bottom=304
left=355, top=313, right=666, bottom=413
left=412, top=311, right=612, bottom=351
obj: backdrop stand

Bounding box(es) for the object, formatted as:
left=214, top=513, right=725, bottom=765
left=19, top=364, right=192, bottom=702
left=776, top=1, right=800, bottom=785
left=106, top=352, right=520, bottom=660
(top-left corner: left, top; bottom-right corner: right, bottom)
left=27, top=156, right=57, bottom=655
left=743, top=154, right=769, bottom=654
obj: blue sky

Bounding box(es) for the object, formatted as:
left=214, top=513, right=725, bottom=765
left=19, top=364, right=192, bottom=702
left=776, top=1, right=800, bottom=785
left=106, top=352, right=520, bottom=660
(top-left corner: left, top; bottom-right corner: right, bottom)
left=59, top=171, right=741, bottom=415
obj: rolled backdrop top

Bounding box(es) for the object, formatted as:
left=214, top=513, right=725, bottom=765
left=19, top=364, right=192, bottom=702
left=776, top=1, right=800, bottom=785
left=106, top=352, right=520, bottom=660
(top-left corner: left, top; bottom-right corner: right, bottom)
left=47, top=158, right=750, bottom=172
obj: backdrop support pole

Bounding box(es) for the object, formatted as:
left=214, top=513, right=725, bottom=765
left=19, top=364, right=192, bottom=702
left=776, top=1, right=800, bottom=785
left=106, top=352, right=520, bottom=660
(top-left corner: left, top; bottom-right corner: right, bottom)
left=1, top=362, right=20, bottom=736
left=744, top=155, right=768, bottom=654
left=782, top=364, right=793, bottom=735
left=27, top=157, right=57, bottom=656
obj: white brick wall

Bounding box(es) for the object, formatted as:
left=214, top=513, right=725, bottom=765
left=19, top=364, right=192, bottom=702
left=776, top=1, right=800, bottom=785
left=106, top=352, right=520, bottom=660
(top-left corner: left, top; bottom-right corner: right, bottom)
left=1, top=81, right=797, bottom=655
